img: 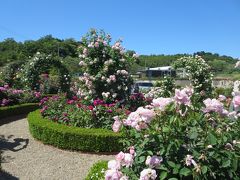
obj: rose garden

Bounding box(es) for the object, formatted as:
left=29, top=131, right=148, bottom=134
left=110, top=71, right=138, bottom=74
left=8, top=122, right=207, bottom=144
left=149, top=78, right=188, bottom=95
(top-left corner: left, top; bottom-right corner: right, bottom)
left=0, top=29, right=240, bottom=180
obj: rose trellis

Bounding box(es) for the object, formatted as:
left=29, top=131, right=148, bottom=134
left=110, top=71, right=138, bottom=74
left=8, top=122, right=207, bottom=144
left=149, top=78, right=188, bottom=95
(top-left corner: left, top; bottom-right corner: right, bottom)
left=22, top=52, right=71, bottom=92
left=173, top=55, right=213, bottom=97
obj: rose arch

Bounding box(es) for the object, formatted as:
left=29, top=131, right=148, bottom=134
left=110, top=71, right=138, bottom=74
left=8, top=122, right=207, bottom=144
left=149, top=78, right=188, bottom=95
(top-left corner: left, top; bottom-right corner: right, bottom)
left=22, top=53, right=71, bottom=92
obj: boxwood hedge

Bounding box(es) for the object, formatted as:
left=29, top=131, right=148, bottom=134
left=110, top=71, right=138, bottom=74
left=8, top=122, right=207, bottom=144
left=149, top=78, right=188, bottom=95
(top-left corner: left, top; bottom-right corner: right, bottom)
left=0, top=103, right=39, bottom=119
left=27, top=110, right=124, bottom=152
left=85, top=160, right=107, bottom=180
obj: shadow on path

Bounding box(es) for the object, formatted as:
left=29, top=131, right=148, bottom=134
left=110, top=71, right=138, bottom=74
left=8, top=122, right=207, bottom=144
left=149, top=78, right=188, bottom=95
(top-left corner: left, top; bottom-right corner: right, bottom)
left=0, top=114, right=26, bottom=126
left=0, top=170, right=19, bottom=180
left=0, top=135, right=29, bottom=152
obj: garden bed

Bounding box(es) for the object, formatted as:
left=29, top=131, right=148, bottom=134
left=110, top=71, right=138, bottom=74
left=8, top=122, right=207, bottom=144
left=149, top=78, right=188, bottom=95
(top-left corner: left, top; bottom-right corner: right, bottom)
left=0, top=103, right=39, bottom=120
left=27, top=110, right=124, bottom=152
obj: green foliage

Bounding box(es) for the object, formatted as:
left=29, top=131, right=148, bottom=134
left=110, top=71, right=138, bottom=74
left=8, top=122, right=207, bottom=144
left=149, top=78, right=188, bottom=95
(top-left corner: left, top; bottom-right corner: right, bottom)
left=214, top=87, right=233, bottom=98
left=0, top=103, right=38, bottom=120
left=27, top=110, right=124, bottom=152
left=85, top=161, right=108, bottom=180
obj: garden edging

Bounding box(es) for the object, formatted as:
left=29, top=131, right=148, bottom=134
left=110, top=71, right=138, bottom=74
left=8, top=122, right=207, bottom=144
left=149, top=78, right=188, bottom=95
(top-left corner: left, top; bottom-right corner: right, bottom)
left=0, top=103, right=39, bottom=120
left=27, top=110, right=124, bottom=152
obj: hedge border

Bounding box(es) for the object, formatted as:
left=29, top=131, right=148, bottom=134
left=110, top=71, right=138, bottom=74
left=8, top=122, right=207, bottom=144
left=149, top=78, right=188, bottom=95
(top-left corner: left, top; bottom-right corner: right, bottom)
left=27, top=110, right=124, bottom=152
left=0, top=103, right=39, bottom=120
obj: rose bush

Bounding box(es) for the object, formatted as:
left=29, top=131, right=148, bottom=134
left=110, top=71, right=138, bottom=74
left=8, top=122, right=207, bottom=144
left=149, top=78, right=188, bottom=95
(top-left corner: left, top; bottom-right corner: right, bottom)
left=77, top=29, right=137, bottom=101
left=106, top=87, right=240, bottom=179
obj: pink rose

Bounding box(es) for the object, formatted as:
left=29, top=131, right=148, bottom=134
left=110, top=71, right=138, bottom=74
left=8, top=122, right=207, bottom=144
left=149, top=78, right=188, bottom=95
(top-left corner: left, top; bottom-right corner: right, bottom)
left=174, top=89, right=191, bottom=106
left=218, top=95, right=226, bottom=101
left=152, top=98, right=173, bottom=111
left=139, top=168, right=157, bottom=180
left=129, top=146, right=135, bottom=155
left=122, top=153, right=134, bottom=168
left=105, top=169, right=122, bottom=180
left=233, top=95, right=240, bottom=108
left=136, top=107, right=155, bottom=124
left=145, top=156, right=163, bottom=168
left=112, top=117, right=122, bottom=132
left=108, top=160, right=121, bottom=170
left=116, top=151, right=125, bottom=162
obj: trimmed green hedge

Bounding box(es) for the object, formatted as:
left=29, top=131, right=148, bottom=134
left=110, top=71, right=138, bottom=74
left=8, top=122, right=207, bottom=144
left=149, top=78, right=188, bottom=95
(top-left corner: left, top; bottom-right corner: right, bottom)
left=0, top=103, right=39, bottom=119
left=85, top=161, right=107, bottom=180
left=27, top=110, right=124, bottom=152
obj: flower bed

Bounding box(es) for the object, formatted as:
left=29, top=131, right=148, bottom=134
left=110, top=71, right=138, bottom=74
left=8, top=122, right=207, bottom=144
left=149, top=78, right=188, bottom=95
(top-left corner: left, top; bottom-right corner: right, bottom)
left=0, top=103, right=39, bottom=120
left=27, top=110, right=124, bottom=152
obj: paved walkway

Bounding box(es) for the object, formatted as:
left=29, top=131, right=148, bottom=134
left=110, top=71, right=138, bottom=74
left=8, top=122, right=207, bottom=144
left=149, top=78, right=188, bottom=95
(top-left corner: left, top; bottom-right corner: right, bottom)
left=0, top=116, right=113, bottom=180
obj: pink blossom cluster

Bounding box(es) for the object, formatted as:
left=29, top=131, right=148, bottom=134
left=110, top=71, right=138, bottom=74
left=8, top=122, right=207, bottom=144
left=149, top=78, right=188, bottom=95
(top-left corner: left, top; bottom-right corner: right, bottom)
left=152, top=97, right=173, bottom=111
left=203, top=98, right=225, bottom=114
left=112, top=42, right=124, bottom=53
left=124, top=107, right=155, bottom=131
left=105, top=149, right=135, bottom=180
left=232, top=95, right=240, bottom=109
left=0, top=98, right=11, bottom=106
left=11, top=89, right=24, bottom=94
left=174, top=87, right=193, bottom=106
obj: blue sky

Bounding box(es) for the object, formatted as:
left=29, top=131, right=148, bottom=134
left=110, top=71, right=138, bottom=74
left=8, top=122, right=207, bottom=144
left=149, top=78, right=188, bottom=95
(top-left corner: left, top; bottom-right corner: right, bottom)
left=0, top=0, right=240, bottom=57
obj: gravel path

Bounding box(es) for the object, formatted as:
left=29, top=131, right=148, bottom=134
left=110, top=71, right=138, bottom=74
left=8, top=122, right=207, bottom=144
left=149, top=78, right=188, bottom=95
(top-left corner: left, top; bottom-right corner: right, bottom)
left=0, top=117, right=114, bottom=180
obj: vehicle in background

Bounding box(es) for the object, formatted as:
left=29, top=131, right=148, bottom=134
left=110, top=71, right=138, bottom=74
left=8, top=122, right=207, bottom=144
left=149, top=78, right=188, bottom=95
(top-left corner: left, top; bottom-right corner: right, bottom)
left=132, top=81, right=153, bottom=93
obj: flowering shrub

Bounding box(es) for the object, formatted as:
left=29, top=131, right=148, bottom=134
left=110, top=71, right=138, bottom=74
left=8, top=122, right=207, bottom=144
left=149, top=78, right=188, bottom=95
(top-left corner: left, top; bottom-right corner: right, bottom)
left=40, top=95, right=127, bottom=129
left=106, top=87, right=240, bottom=179
left=173, top=55, right=213, bottom=98
left=77, top=29, right=137, bottom=101
left=0, top=85, right=42, bottom=106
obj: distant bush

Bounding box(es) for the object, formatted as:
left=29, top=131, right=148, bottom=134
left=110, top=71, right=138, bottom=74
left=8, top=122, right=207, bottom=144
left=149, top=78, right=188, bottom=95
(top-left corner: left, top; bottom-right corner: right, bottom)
left=214, top=87, right=233, bottom=98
